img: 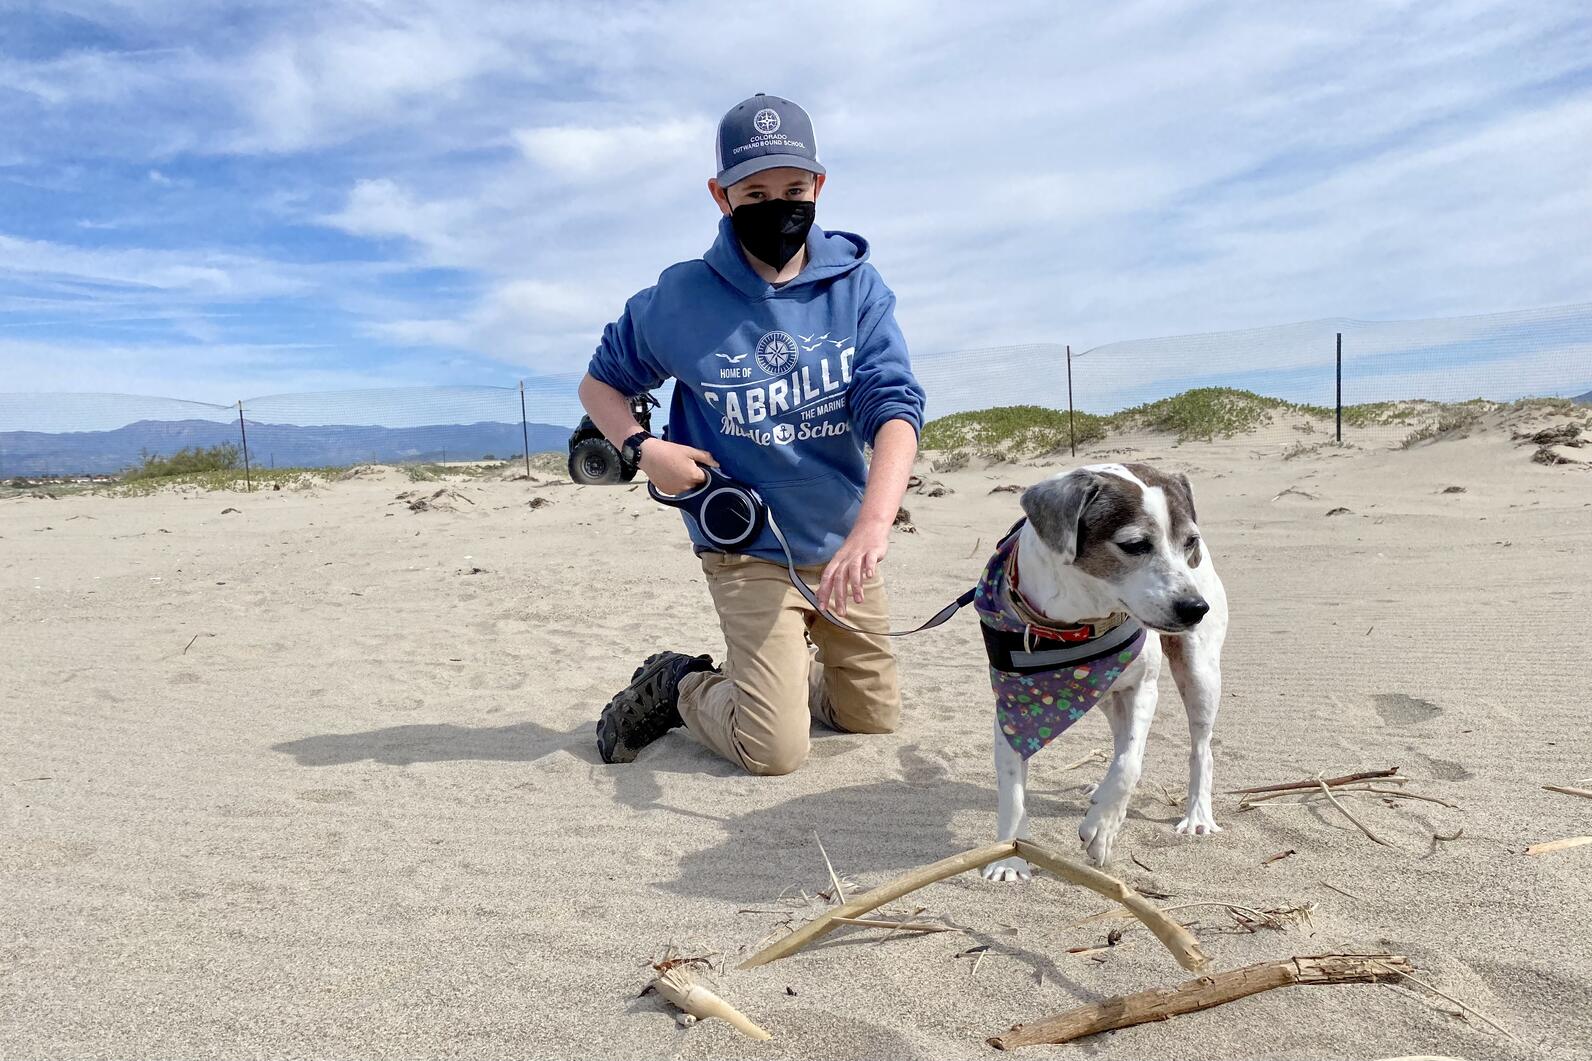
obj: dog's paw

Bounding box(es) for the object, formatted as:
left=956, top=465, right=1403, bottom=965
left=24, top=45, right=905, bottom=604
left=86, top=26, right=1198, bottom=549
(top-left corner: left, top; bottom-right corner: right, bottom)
left=1079, top=804, right=1127, bottom=866
left=1175, top=805, right=1222, bottom=836
left=981, top=856, right=1033, bottom=883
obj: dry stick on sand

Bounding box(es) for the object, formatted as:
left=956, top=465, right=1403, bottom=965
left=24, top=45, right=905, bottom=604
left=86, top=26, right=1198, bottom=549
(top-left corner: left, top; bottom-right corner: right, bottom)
left=988, top=953, right=1415, bottom=1050
left=1350, top=786, right=1459, bottom=808
left=1246, top=783, right=1456, bottom=812
left=1228, top=766, right=1399, bottom=796
left=738, top=840, right=1208, bottom=972
left=1371, top=959, right=1521, bottom=1043
left=874, top=905, right=928, bottom=946
left=1058, top=749, right=1109, bottom=773
left=1524, top=835, right=1592, bottom=855
left=1316, top=779, right=1395, bottom=848
left=832, top=916, right=953, bottom=934
left=1320, top=880, right=1366, bottom=901
left=652, top=967, right=771, bottom=1041
left=813, top=832, right=847, bottom=905
left=1543, top=784, right=1592, bottom=800
left=1239, top=778, right=1411, bottom=807
left=1154, top=902, right=1286, bottom=928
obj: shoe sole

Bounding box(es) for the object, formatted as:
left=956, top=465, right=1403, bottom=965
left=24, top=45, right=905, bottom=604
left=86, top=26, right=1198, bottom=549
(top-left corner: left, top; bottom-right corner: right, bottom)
left=596, top=690, right=645, bottom=764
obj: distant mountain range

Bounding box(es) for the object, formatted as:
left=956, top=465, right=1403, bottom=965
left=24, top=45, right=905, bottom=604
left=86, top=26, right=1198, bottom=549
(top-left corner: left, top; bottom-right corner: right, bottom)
left=1574, top=390, right=1592, bottom=405
left=1, top=418, right=573, bottom=476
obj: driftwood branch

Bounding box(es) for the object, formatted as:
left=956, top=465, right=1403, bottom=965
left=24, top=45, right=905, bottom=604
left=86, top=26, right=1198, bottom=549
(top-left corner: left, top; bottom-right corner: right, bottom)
left=1013, top=841, right=1207, bottom=971
left=989, top=953, right=1413, bottom=1049
left=738, top=840, right=1208, bottom=972
left=653, top=967, right=771, bottom=1040
left=1543, top=784, right=1592, bottom=801
left=1228, top=767, right=1399, bottom=795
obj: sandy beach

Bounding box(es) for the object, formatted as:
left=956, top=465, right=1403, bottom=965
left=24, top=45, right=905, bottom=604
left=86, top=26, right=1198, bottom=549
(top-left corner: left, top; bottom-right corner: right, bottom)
left=4, top=412, right=1590, bottom=1061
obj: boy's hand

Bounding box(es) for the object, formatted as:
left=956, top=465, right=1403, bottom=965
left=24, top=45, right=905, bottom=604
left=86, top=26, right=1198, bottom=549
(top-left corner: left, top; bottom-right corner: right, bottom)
left=639, top=438, right=717, bottom=495
left=818, top=516, right=891, bottom=617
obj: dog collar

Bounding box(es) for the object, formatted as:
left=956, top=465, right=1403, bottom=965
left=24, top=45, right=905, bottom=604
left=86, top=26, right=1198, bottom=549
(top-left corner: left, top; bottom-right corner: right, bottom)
left=1003, top=539, right=1129, bottom=643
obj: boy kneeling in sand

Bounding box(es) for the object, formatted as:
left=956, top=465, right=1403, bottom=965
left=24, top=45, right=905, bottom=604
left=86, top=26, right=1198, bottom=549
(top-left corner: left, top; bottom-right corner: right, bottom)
left=578, top=93, right=926, bottom=775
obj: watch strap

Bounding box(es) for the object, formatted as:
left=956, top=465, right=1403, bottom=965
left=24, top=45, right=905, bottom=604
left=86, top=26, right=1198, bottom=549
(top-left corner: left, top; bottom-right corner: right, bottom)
left=621, top=430, right=653, bottom=462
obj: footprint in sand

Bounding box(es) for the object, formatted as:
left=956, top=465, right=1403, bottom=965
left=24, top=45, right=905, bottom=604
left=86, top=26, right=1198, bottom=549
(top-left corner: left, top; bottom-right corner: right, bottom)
left=1415, top=752, right=1474, bottom=780
left=297, top=789, right=357, bottom=804
left=1373, top=692, right=1442, bottom=725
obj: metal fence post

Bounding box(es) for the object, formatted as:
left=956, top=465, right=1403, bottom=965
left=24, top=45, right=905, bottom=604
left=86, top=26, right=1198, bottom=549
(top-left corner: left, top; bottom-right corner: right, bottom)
left=236, top=400, right=253, bottom=491
left=1335, top=332, right=1343, bottom=443
left=1066, top=344, right=1076, bottom=457
left=519, top=380, right=532, bottom=479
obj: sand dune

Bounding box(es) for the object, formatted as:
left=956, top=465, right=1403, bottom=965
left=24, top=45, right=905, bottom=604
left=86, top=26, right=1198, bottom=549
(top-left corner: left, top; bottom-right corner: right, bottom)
left=3, top=418, right=1589, bottom=1060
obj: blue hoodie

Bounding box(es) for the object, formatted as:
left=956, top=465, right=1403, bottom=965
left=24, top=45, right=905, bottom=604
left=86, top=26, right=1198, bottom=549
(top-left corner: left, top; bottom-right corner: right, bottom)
left=588, top=215, right=927, bottom=566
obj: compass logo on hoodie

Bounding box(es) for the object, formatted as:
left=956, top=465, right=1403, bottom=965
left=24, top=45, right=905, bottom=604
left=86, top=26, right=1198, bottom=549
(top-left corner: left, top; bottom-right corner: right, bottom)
left=754, top=331, right=799, bottom=375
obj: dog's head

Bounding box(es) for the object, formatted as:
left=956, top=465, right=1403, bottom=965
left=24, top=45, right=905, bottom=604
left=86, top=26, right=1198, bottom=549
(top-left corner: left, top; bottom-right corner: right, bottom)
left=1020, top=463, right=1209, bottom=633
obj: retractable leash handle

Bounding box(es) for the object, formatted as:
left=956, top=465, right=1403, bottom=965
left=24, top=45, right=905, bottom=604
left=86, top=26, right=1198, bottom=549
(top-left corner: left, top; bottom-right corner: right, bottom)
left=649, top=464, right=977, bottom=637
left=647, top=464, right=767, bottom=550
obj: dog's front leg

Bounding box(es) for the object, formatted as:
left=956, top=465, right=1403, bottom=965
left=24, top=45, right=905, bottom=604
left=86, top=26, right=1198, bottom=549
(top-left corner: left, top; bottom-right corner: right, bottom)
left=1079, top=675, right=1158, bottom=866
left=1165, top=636, right=1223, bottom=836
left=982, top=715, right=1033, bottom=882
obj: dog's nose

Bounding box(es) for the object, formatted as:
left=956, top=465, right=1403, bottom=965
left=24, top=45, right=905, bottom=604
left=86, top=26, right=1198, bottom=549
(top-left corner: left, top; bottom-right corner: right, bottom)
left=1173, top=597, right=1210, bottom=626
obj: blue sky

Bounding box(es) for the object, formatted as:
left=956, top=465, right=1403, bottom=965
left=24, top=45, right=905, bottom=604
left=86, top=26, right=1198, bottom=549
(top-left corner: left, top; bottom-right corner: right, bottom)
left=2, top=0, right=1590, bottom=426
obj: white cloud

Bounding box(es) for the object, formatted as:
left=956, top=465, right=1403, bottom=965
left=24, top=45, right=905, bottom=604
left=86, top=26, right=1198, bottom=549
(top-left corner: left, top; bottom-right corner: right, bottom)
left=514, top=118, right=709, bottom=180
left=0, top=233, right=315, bottom=299
left=4, top=0, right=1591, bottom=406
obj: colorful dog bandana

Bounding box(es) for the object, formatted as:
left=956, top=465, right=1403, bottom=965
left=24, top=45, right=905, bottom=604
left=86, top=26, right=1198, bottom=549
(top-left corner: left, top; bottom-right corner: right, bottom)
left=973, top=524, right=1147, bottom=760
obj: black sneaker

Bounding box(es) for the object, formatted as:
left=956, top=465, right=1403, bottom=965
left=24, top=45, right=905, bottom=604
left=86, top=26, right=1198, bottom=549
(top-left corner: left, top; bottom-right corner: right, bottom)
left=595, top=652, right=716, bottom=764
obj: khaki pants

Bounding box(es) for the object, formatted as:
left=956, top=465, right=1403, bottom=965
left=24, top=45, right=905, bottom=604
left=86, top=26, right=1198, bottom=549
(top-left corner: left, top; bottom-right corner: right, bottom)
left=676, top=551, right=901, bottom=776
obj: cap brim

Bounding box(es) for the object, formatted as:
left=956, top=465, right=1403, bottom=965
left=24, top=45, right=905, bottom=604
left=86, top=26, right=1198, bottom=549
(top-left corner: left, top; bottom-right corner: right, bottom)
left=717, top=153, right=826, bottom=187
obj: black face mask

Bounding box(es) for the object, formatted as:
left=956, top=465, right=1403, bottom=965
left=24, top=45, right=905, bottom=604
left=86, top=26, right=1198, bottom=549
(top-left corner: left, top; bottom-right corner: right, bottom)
left=729, top=198, right=815, bottom=271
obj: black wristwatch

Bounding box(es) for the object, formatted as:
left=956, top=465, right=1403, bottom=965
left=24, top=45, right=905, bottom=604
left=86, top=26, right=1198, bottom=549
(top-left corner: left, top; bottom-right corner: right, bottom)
left=620, top=430, right=653, bottom=465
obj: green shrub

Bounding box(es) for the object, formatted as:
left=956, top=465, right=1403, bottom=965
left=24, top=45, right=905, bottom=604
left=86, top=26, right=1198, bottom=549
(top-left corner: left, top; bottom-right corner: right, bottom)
left=1109, top=388, right=1326, bottom=442
left=920, top=405, right=1109, bottom=456
left=121, top=443, right=240, bottom=481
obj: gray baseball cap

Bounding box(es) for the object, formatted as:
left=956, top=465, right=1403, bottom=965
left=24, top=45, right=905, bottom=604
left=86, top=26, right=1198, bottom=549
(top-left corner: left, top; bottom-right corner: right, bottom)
left=714, top=93, right=826, bottom=187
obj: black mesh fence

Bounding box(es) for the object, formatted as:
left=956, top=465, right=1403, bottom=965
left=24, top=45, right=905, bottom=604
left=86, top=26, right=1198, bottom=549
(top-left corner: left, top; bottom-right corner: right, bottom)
left=4, top=303, right=1588, bottom=482
left=913, top=301, right=1592, bottom=454
left=0, top=377, right=586, bottom=481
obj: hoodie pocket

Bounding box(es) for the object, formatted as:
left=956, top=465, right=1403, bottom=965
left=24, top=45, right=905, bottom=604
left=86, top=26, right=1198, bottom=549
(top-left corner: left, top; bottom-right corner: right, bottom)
left=753, top=471, right=863, bottom=565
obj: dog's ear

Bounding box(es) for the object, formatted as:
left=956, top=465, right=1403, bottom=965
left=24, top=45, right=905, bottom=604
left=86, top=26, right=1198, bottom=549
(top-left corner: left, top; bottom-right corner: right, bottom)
left=1021, top=470, right=1101, bottom=565
left=1172, top=472, right=1203, bottom=567
left=1174, top=472, right=1197, bottom=524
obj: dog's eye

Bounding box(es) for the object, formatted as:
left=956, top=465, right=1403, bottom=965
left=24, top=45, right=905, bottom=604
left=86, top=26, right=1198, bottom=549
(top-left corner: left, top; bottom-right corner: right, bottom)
left=1117, top=539, right=1152, bottom=555
left=1185, top=535, right=1200, bottom=550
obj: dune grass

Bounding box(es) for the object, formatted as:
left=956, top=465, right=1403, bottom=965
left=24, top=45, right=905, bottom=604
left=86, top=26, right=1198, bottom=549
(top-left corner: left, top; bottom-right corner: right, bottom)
left=1109, top=388, right=1331, bottom=442
left=920, top=404, right=1109, bottom=458
left=919, top=387, right=1580, bottom=453
left=109, top=466, right=339, bottom=496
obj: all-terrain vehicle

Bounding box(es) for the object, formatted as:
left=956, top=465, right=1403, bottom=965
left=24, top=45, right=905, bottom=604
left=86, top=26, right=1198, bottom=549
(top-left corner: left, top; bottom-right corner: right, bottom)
left=567, top=393, right=659, bottom=485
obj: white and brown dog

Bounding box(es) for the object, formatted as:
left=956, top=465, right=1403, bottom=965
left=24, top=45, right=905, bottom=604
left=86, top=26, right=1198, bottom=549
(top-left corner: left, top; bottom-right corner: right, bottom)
left=979, top=463, right=1228, bottom=879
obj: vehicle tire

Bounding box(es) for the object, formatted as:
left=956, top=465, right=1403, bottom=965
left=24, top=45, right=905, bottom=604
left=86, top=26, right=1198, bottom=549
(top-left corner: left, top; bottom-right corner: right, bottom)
left=568, top=437, right=624, bottom=485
